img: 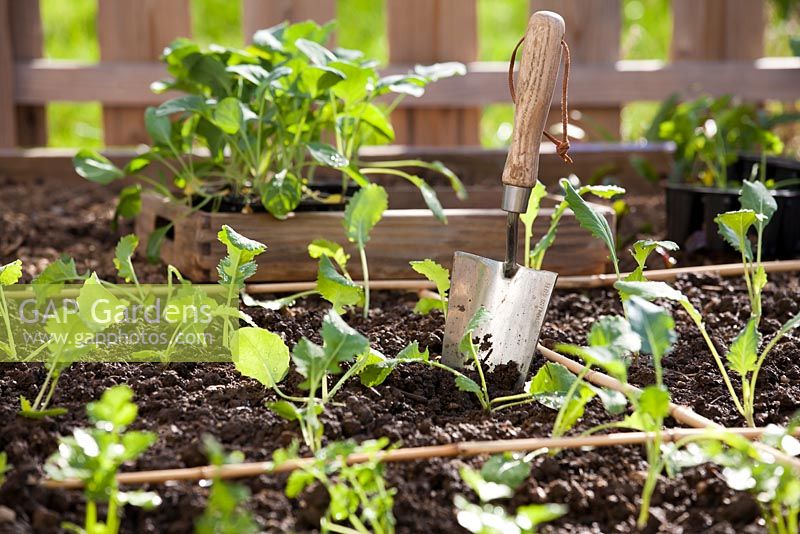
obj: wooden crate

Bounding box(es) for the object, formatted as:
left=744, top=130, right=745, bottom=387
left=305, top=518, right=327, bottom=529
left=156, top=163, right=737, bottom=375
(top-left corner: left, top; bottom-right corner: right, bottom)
left=135, top=191, right=616, bottom=282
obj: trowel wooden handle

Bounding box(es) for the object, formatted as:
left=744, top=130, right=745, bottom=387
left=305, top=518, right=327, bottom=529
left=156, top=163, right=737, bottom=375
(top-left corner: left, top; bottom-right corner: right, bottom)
left=501, top=11, right=565, bottom=189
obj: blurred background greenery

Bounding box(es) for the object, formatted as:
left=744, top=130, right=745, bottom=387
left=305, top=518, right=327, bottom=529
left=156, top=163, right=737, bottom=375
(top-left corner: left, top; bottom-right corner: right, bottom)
left=41, top=0, right=799, bottom=149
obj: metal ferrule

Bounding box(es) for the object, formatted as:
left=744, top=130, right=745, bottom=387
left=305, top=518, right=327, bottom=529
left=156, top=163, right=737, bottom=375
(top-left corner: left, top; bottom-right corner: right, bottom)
left=501, top=184, right=533, bottom=213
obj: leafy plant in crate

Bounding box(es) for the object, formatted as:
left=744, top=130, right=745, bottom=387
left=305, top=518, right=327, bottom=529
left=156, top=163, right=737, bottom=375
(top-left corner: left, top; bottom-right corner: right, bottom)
left=72, top=19, right=465, bottom=260
left=45, top=385, right=160, bottom=534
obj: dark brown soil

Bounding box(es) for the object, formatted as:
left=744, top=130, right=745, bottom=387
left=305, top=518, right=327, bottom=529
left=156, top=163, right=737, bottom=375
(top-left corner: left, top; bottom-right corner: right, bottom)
left=1, top=177, right=798, bottom=533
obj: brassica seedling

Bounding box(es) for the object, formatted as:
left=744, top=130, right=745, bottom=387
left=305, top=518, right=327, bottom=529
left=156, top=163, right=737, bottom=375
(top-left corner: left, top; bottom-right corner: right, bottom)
left=343, top=183, right=387, bottom=318
left=0, top=259, right=23, bottom=359
left=0, top=451, right=9, bottom=487
left=195, top=435, right=259, bottom=534
left=455, top=452, right=566, bottom=534
left=526, top=178, right=625, bottom=271
left=45, top=385, right=160, bottom=534
left=409, top=259, right=450, bottom=317
left=278, top=438, right=396, bottom=534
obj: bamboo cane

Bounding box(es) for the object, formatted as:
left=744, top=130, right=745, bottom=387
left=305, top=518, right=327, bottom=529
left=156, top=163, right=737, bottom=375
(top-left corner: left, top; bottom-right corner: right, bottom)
left=244, top=260, right=800, bottom=295
left=42, top=426, right=797, bottom=490
left=537, top=344, right=800, bottom=470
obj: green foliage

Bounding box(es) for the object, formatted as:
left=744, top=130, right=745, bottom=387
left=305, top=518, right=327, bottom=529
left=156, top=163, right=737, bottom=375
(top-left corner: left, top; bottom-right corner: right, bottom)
left=231, top=327, right=290, bottom=387
left=267, top=311, right=370, bottom=451
left=113, top=235, right=139, bottom=284
left=0, top=260, right=23, bottom=359
left=72, top=19, right=465, bottom=253
left=561, top=179, right=620, bottom=277
left=624, top=239, right=679, bottom=282
left=278, top=439, right=396, bottom=534
left=0, top=451, right=9, bottom=487
left=647, top=94, right=792, bottom=187
left=410, top=259, right=450, bottom=317
left=455, top=453, right=565, bottom=534
left=195, top=435, right=259, bottom=534
left=45, top=386, right=159, bottom=534
left=343, top=184, right=388, bottom=318
left=528, top=180, right=625, bottom=271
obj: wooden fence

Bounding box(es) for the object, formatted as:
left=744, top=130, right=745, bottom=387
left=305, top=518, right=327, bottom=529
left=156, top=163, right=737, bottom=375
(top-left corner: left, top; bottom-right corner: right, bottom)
left=0, top=0, right=798, bottom=149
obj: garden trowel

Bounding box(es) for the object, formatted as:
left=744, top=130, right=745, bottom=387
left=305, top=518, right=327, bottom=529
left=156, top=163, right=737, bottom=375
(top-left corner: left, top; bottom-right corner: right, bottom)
left=442, top=11, right=564, bottom=387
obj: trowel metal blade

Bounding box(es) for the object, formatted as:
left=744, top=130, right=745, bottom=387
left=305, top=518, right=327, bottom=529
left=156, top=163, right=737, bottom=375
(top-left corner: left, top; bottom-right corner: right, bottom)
left=442, top=251, right=558, bottom=384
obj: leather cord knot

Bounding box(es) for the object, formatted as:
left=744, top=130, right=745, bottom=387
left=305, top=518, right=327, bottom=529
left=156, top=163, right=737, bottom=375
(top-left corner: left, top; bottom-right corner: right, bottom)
left=508, top=37, right=573, bottom=164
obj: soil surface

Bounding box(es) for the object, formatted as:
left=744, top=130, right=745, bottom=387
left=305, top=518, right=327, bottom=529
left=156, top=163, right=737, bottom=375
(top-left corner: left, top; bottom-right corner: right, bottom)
left=1, top=177, right=798, bottom=533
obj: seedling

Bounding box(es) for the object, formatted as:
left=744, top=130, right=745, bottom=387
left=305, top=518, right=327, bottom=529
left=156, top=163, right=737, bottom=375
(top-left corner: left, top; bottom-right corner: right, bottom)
left=525, top=178, right=625, bottom=272
left=0, top=451, right=9, bottom=487
left=617, top=180, right=800, bottom=427
left=666, top=422, right=800, bottom=534
left=409, top=259, right=450, bottom=317
left=195, top=435, right=259, bottom=534
left=455, top=452, right=566, bottom=534
left=545, top=296, right=677, bottom=528
left=277, top=438, right=396, bottom=534
left=45, top=385, right=160, bottom=534
left=343, top=183, right=388, bottom=318
left=0, top=259, right=23, bottom=359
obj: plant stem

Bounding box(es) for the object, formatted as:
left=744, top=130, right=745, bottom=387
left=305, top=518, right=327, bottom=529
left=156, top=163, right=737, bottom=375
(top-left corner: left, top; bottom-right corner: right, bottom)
left=358, top=243, right=370, bottom=320
left=637, top=447, right=663, bottom=528
left=552, top=367, right=590, bottom=437
left=0, top=287, right=15, bottom=357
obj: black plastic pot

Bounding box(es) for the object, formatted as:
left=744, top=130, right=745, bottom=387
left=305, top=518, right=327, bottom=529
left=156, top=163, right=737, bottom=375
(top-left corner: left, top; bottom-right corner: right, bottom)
left=193, top=182, right=359, bottom=214
left=665, top=155, right=800, bottom=259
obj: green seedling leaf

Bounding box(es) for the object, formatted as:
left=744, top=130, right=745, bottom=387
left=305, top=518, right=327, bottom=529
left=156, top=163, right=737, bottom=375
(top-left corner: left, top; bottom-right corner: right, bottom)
left=625, top=239, right=679, bottom=282
left=295, top=38, right=337, bottom=65
left=19, top=396, right=67, bottom=419
left=529, top=363, right=596, bottom=430
left=376, top=73, right=427, bottom=97
left=480, top=453, right=532, bottom=491
left=308, top=239, right=350, bottom=270
left=292, top=311, right=369, bottom=388
left=113, top=185, right=142, bottom=230
left=306, top=142, right=349, bottom=168
left=587, top=315, right=641, bottom=356
left=113, top=234, right=139, bottom=283
left=715, top=209, right=758, bottom=260
left=516, top=504, right=568, bottom=531
left=625, top=296, right=676, bottom=360
left=268, top=400, right=300, bottom=421
left=397, top=341, right=430, bottom=362
left=217, top=226, right=266, bottom=288
left=155, top=95, right=207, bottom=116
left=410, top=259, right=450, bottom=301
left=637, top=385, right=671, bottom=422
left=145, top=106, right=172, bottom=145
left=405, top=175, right=446, bottom=223
left=87, top=385, right=138, bottom=429
left=459, top=466, right=514, bottom=502
left=343, top=184, right=388, bottom=245
left=579, top=184, right=626, bottom=199
left=591, top=386, right=628, bottom=415
left=520, top=182, right=548, bottom=251
left=555, top=344, right=628, bottom=382
left=226, top=64, right=271, bottom=85
left=459, top=306, right=490, bottom=355
left=317, top=255, right=363, bottom=313
left=725, top=318, right=761, bottom=377
left=77, top=273, right=128, bottom=332
left=740, top=180, right=777, bottom=232
left=211, top=97, right=243, bottom=134
left=231, top=327, right=290, bottom=387
left=561, top=179, right=618, bottom=270
left=0, top=260, right=22, bottom=286
left=455, top=375, right=482, bottom=395
left=32, top=256, right=83, bottom=306
left=73, top=149, right=124, bottom=185
left=414, top=297, right=444, bottom=315
left=358, top=349, right=396, bottom=387
left=614, top=281, right=703, bottom=324
left=260, top=169, right=302, bottom=219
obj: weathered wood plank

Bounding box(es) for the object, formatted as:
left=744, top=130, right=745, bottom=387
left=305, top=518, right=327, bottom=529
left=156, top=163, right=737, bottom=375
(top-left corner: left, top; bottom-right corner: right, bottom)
left=0, top=0, right=17, bottom=147
left=136, top=193, right=615, bottom=281
left=9, top=0, right=46, bottom=146
left=387, top=0, right=480, bottom=146
left=14, top=59, right=800, bottom=107
left=97, top=0, right=190, bottom=146
left=531, top=0, right=622, bottom=140
left=241, top=0, right=337, bottom=40
left=672, top=0, right=764, bottom=61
